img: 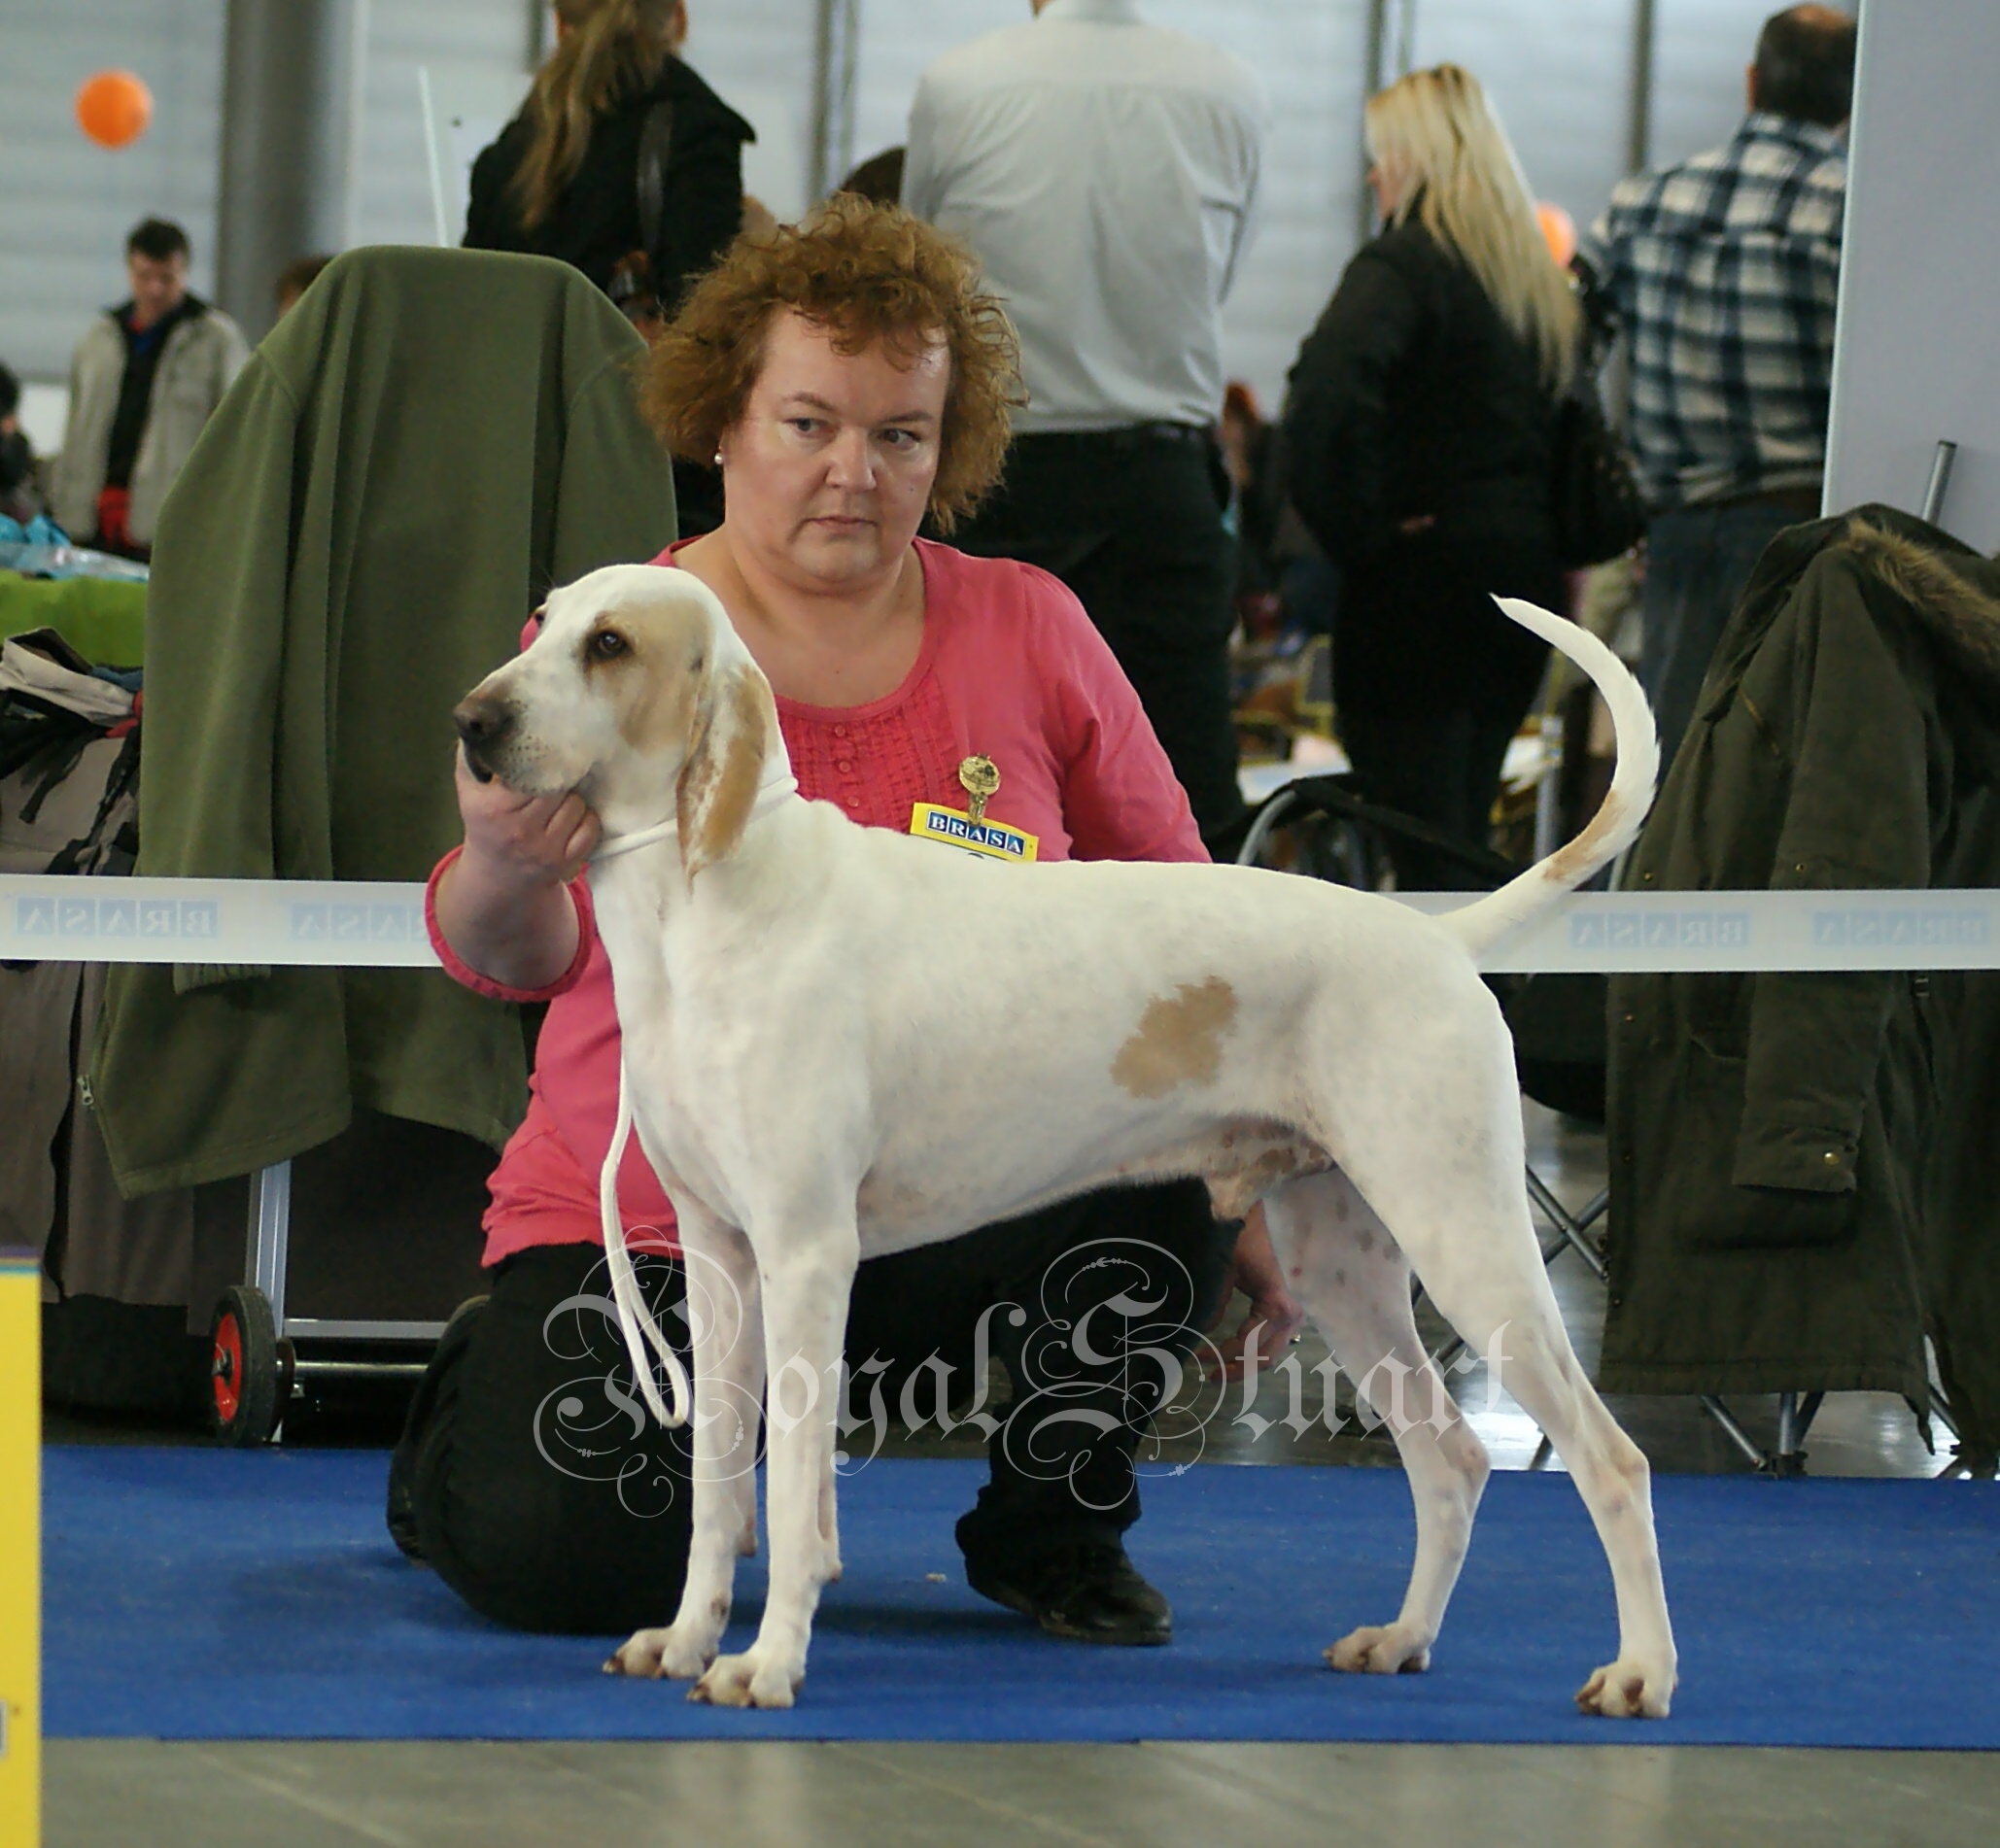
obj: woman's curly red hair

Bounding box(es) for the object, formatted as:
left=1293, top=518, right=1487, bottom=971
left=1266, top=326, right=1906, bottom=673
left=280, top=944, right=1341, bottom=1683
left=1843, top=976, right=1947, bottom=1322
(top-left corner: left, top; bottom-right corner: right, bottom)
left=642, top=194, right=1022, bottom=534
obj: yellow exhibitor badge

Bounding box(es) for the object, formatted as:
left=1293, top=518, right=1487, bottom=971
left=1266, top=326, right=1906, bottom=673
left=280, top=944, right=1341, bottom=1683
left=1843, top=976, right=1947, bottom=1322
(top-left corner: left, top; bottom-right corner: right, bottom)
left=910, top=802, right=1038, bottom=863
left=0, top=1249, right=39, bottom=1847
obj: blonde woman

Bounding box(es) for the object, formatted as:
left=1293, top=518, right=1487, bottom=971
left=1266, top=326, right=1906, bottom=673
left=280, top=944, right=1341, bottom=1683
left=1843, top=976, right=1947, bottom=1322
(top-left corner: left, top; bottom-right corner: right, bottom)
left=465, top=0, right=754, bottom=530
left=1283, top=64, right=1581, bottom=889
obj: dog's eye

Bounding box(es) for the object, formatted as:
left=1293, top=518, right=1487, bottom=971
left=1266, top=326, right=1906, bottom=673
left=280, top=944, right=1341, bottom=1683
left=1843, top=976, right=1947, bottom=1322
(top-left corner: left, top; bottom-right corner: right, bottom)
left=589, top=629, right=630, bottom=662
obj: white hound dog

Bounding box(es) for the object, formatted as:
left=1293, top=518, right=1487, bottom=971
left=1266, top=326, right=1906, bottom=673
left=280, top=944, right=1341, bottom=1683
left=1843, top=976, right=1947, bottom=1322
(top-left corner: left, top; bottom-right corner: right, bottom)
left=453, top=564, right=1674, bottom=1716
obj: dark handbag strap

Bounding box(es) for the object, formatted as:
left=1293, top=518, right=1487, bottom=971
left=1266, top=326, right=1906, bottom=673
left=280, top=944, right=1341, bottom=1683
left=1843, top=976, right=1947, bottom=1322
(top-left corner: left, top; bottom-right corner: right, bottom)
left=637, top=99, right=675, bottom=258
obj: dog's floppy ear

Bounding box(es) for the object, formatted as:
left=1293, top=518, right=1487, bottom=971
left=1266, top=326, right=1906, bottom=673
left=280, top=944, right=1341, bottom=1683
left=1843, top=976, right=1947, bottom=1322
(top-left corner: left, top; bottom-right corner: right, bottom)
left=675, top=663, right=777, bottom=881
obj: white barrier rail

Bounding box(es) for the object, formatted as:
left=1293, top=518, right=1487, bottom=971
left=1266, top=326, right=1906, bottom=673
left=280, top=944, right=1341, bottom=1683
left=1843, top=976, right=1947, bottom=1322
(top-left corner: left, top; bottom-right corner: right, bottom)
left=2, top=874, right=1997, bottom=975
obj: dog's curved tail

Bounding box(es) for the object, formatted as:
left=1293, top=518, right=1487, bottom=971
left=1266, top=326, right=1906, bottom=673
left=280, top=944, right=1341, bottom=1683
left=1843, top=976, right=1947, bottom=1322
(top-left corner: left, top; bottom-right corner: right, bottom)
left=1436, top=596, right=1659, bottom=964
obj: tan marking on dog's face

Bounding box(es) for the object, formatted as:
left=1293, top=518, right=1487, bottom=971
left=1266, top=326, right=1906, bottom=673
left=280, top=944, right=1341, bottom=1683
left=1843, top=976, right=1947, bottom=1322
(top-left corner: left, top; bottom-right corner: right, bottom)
left=1111, top=977, right=1239, bottom=1099
left=582, top=597, right=711, bottom=763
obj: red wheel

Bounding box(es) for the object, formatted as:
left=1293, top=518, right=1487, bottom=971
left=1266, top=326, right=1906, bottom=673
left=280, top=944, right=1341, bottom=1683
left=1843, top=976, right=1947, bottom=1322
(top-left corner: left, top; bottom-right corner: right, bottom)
left=209, top=1285, right=281, bottom=1446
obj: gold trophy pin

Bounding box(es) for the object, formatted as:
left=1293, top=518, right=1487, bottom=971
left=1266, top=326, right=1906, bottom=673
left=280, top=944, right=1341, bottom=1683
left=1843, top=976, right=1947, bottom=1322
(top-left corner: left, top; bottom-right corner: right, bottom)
left=957, top=754, right=1000, bottom=824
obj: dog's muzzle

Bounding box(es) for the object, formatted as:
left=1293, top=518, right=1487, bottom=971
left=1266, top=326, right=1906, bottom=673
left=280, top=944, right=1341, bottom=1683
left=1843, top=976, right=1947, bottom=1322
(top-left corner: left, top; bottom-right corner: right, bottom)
left=453, top=693, right=515, bottom=784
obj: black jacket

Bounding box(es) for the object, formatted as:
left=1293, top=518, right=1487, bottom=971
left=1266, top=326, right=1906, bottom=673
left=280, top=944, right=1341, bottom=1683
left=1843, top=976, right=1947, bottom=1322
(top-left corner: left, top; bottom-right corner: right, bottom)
left=1602, top=508, right=2000, bottom=1460
left=1283, top=217, right=1564, bottom=715
left=1284, top=216, right=1560, bottom=569
left=465, top=56, right=754, bottom=313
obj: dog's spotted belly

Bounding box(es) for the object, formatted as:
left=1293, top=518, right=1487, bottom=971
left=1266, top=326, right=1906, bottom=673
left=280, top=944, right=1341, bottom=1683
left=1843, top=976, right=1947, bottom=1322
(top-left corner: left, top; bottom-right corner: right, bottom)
left=1181, top=1117, right=1336, bottom=1220
left=854, top=1114, right=1333, bottom=1249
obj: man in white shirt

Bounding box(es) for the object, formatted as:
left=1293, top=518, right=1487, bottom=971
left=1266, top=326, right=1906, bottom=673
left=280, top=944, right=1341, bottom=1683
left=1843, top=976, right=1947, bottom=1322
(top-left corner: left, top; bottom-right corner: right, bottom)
left=904, top=0, right=1267, bottom=843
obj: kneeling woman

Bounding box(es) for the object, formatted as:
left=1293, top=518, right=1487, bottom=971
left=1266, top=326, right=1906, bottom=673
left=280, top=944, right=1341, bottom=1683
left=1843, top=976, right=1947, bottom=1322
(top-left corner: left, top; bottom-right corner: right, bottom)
left=393, top=196, right=1299, bottom=1645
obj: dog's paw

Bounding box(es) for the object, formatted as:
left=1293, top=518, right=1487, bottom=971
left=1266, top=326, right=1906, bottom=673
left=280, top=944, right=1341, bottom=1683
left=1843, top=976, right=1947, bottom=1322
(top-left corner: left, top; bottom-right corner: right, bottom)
left=603, top=1623, right=717, bottom=1681
left=689, top=1646, right=804, bottom=1710
left=1575, top=1658, right=1674, bottom=1719
left=1325, top=1624, right=1431, bottom=1675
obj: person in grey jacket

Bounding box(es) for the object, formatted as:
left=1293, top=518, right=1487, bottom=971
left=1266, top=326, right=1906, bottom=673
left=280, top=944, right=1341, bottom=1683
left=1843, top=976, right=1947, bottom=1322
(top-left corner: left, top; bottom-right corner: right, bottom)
left=51, top=218, right=249, bottom=558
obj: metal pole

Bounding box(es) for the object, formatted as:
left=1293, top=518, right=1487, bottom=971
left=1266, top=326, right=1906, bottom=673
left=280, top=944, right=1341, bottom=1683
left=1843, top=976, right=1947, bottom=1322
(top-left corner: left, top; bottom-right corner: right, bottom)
left=216, top=0, right=356, bottom=343
left=342, top=0, right=373, bottom=251
left=810, top=0, right=862, bottom=203
left=1626, top=0, right=1658, bottom=175
left=1360, top=0, right=1387, bottom=243
left=1920, top=439, right=1958, bottom=525
left=1358, top=0, right=1418, bottom=242
left=418, top=67, right=448, bottom=247
left=245, top=1161, right=293, bottom=1332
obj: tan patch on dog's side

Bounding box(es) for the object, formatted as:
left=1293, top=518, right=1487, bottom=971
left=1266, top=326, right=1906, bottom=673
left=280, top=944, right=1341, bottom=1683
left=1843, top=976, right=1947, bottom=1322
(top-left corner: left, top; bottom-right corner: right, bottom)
left=678, top=667, right=776, bottom=879
left=1110, top=977, right=1239, bottom=1098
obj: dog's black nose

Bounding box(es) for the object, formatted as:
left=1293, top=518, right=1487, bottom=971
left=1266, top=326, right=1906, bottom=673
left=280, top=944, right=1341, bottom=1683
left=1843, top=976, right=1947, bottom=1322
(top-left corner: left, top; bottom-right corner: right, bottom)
left=454, top=696, right=514, bottom=783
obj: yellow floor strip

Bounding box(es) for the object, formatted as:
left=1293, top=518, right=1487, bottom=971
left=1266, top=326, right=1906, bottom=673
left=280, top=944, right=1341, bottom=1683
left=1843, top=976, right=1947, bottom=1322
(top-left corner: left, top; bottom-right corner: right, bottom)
left=1, top=1251, right=40, bottom=1848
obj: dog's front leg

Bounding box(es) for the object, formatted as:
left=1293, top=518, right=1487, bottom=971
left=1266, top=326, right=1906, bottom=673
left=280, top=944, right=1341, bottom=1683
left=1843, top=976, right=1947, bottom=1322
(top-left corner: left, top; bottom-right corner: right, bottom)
left=691, top=1223, right=856, bottom=1710
left=607, top=1209, right=764, bottom=1682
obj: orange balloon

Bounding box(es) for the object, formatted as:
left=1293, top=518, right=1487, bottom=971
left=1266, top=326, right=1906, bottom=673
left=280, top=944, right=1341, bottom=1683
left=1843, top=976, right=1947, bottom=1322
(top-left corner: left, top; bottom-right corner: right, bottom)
left=76, top=71, right=154, bottom=150
left=1536, top=202, right=1577, bottom=269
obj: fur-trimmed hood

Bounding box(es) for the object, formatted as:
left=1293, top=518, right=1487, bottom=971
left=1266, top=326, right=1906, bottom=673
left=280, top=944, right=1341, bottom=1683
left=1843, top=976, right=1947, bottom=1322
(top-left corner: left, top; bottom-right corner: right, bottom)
left=1835, top=508, right=2000, bottom=696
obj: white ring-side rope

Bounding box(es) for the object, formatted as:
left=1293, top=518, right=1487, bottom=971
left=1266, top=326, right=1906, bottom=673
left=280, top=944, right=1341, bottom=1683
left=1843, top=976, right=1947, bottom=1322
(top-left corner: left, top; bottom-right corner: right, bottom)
left=7, top=873, right=1993, bottom=975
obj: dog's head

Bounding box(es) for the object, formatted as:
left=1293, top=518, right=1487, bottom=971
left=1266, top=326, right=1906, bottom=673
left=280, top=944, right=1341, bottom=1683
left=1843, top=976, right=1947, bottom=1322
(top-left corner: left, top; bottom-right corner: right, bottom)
left=453, top=564, right=779, bottom=880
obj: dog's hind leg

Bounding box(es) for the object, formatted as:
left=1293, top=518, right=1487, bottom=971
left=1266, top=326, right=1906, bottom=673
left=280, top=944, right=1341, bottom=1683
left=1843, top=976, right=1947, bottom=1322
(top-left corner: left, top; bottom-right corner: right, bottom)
left=690, top=1215, right=857, bottom=1710
left=608, top=1207, right=764, bottom=1682
left=1331, top=1127, right=1677, bottom=1719
left=1263, top=1168, right=1491, bottom=1676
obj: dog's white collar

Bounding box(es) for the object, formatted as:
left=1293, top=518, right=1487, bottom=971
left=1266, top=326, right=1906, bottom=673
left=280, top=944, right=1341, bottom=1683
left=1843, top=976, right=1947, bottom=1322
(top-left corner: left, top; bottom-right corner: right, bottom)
left=591, top=772, right=800, bottom=862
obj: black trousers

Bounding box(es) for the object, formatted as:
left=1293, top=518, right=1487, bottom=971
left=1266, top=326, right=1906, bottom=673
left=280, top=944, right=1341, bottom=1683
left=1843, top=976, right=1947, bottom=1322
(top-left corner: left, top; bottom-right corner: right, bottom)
left=952, top=429, right=1245, bottom=842
left=1337, top=706, right=1527, bottom=892
left=1335, top=538, right=1562, bottom=891
left=397, top=1180, right=1230, bottom=1634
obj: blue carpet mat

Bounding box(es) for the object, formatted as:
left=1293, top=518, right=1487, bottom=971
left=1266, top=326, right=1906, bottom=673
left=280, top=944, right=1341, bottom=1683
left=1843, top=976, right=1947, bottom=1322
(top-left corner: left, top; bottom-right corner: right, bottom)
left=42, top=1446, right=2000, bottom=1746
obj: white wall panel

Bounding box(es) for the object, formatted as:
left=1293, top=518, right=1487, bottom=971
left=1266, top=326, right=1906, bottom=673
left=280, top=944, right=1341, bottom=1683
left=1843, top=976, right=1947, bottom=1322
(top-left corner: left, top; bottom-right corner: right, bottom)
left=1647, top=0, right=1775, bottom=174
left=0, top=0, right=226, bottom=382
left=1408, top=0, right=1632, bottom=235
left=354, top=0, right=536, bottom=252
left=680, top=0, right=820, bottom=223
left=1825, top=0, right=2000, bottom=547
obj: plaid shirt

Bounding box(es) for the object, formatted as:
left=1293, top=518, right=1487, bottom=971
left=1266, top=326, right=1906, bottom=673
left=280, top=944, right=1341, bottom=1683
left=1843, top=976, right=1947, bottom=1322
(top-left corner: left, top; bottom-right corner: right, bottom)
left=1582, top=113, right=1846, bottom=512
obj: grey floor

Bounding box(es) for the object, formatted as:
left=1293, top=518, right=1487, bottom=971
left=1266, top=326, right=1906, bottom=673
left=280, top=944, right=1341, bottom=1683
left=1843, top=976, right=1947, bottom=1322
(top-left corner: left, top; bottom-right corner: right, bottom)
left=43, top=1104, right=1998, bottom=1847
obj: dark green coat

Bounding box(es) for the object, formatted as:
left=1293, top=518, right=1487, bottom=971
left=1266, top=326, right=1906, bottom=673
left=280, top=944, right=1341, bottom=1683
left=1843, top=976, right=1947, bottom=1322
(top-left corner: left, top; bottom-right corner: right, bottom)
left=91, top=247, right=675, bottom=1195
left=1602, top=507, right=2000, bottom=1457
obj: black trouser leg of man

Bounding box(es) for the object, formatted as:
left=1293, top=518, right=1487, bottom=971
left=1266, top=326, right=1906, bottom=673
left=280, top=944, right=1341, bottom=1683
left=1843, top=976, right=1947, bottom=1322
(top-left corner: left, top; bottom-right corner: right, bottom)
left=953, top=430, right=1245, bottom=843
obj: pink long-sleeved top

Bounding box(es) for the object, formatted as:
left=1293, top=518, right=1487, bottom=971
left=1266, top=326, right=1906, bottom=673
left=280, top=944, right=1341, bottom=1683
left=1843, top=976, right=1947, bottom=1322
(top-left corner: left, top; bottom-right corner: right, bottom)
left=427, top=537, right=1207, bottom=1264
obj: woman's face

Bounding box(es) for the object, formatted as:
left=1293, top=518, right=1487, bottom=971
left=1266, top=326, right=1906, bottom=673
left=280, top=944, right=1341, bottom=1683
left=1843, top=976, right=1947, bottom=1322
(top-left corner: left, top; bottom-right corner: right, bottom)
left=1367, top=157, right=1405, bottom=222
left=718, top=310, right=949, bottom=594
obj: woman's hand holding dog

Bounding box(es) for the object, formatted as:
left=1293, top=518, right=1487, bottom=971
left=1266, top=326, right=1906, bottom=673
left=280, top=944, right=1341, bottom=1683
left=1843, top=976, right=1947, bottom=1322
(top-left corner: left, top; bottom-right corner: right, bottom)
left=431, top=744, right=599, bottom=991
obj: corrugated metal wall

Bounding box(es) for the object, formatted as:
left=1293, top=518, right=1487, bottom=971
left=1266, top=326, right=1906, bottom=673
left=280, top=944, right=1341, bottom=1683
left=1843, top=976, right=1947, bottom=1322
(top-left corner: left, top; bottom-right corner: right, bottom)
left=0, top=0, right=227, bottom=383
left=0, top=0, right=1823, bottom=414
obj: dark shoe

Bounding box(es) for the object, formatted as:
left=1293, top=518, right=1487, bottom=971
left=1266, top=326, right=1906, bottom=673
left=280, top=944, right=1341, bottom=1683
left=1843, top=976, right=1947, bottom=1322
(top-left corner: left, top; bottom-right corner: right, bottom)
left=964, top=1540, right=1172, bottom=1646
